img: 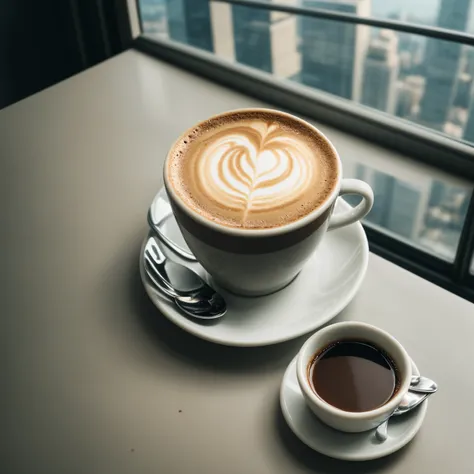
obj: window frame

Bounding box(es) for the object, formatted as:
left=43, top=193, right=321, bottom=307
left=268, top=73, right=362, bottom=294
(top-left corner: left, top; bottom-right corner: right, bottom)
left=115, top=0, right=474, bottom=301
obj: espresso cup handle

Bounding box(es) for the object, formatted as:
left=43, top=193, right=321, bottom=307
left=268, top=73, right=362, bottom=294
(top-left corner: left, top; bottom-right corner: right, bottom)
left=328, top=179, right=374, bottom=231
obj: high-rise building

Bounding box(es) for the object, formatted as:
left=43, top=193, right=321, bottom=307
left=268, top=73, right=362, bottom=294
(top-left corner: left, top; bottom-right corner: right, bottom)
left=349, top=164, right=428, bottom=241
left=231, top=1, right=300, bottom=78
left=452, top=72, right=473, bottom=108
left=300, top=0, right=370, bottom=101
left=210, top=3, right=235, bottom=61
left=444, top=105, right=467, bottom=138
left=343, top=160, right=464, bottom=260
left=396, top=75, right=425, bottom=118
left=463, top=101, right=474, bottom=141
left=139, top=0, right=168, bottom=37
left=447, top=72, right=472, bottom=138
left=461, top=76, right=474, bottom=142
left=464, top=48, right=474, bottom=77
left=166, top=0, right=214, bottom=52
left=361, top=30, right=399, bottom=114
left=418, top=0, right=472, bottom=129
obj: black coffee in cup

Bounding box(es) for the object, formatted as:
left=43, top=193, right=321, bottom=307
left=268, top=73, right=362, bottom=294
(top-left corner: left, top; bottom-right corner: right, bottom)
left=307, top=341, right=400, bottom=412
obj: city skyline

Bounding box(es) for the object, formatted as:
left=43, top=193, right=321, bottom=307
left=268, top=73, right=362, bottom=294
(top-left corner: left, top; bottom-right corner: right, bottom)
left=140, top=0, right=474, bottom=33
left=138, top=2, right=474, bottom=129
left=138, top=0, right=474, bottom=143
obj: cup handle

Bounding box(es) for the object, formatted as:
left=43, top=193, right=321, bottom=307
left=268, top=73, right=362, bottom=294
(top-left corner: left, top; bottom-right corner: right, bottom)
left=328, top=179, right=374, bottom=231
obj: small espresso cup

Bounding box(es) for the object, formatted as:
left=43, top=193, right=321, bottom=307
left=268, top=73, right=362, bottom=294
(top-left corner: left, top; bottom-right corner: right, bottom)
left=164, top=108, right=374, bottom=296
left=296, top=322, right=412, bottom=433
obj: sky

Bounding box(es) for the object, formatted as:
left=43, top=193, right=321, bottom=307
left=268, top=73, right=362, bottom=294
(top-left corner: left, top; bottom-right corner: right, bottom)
left=373, top=0, right=474, bottom=33
left=372, top=0, right=439, bottom=20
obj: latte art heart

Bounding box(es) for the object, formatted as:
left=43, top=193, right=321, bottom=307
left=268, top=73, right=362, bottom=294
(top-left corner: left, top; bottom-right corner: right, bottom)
left=198, top=123, right=316, bottom=220
left=167, top=111, right=338, bottom=229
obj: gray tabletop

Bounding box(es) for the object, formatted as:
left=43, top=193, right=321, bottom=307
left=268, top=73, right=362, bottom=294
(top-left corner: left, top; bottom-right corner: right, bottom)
left=2, top=50, right=473, bottom=474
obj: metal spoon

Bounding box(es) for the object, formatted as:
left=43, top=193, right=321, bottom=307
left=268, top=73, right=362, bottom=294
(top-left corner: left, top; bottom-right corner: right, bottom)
left=409, top=375, right=438, bottom=394
left=144, top=237, right=226, bottom=320
left=144, top=252, right=226, bottom=320
left=147, top=207, right=197, bottom=261
left=375, top=391, right=431, bottom=442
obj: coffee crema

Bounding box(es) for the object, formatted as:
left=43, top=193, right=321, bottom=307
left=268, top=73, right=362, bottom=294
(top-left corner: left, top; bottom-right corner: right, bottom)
left=166, top=110, right=339, bottom=229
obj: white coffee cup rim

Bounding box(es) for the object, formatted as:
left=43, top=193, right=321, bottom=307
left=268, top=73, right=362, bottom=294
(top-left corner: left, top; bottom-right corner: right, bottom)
left=163, top=107, right=343, bottom=238
left=296, top=321, right=412, bottom=420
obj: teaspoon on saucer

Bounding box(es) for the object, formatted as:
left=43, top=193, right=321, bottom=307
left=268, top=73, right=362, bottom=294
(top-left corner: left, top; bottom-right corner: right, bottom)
left=144, top=237, right=226, bottom=320
left=375, top=391, right=432, bottom=442
left=409, top=375, right=438, bottom=394
left=147, top=207, right=197, bottom=261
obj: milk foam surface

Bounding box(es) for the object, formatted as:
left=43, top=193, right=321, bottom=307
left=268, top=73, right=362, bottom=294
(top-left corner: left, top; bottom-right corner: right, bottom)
left=167, top=110, right=338, bottom=229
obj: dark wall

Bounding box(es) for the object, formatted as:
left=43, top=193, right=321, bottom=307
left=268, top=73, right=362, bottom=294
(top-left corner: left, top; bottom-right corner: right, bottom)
left=0, top=0, right=86, bottom=109
left=0, top=0, right=125, bottom=110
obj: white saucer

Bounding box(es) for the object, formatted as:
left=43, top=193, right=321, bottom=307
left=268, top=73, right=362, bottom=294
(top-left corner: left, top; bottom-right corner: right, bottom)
left=140, top=188, right=369, bottom=347
left=280, top=356, right=428, bottom=461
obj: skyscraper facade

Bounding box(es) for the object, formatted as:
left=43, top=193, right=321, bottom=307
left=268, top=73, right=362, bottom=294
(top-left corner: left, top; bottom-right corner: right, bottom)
left=418, top=0, right=472, bottom=129
left=300, top=0, right=370, bottom=101
left=352, top=164, right=430, bottom=242
left=452, top=72, right=473, bottom=108
left=361, top=30, right=399, bottom=113
left=139, top=0, right=168, bottom=36
left=210, top=2, right=235, bottom=61
left=342, top=159, right=466, bottom=260
left=231, top=2, right=300, bottom=78
left=463, top=101, right=474, bottom=141
left=396, top=75, right=425, bottom=118
left=166, top=0, right=214, bottom=52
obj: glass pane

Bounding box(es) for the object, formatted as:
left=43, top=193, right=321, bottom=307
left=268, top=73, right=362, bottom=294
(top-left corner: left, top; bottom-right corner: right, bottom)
left=373, top=0, right=474, bottom=35
left=295, top=14, right=474, bottom=143
left=138, top=0, right=474, bottom=36
left=138, top=2, right=474, bottom=147
left=343, top=160, right=471, bottom=261
left=138, top=0, right=169, bottom=38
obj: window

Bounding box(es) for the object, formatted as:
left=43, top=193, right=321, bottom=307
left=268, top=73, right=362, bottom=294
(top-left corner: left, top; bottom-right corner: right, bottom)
left=138, top=1, right=474, bottom=147
left=344, top=163, right=471, bottom=262
left=132, top=0, right=474, bottom=301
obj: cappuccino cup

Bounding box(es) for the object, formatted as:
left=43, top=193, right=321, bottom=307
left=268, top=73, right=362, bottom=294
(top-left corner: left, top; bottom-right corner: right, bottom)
left=164, top=108, right=374, bottom=296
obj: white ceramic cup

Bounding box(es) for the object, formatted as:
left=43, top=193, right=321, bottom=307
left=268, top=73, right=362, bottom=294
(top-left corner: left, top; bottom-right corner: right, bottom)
left=164, top=108, right=374, bottom=297
left=296, top=322, right=412, bottom=433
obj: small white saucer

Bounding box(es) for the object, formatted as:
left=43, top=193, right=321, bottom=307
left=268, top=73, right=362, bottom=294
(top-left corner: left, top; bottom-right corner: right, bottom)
left=140, top=188, right=369, bottom=347
left=280, top=356, right=428, bottom=461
